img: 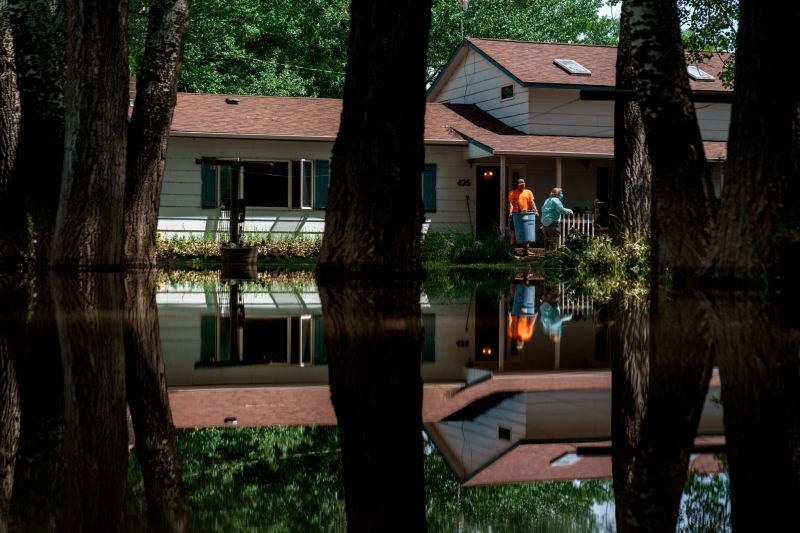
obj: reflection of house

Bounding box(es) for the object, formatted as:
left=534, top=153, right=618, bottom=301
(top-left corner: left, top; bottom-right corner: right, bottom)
left=157, top=39, right=730, bottom=239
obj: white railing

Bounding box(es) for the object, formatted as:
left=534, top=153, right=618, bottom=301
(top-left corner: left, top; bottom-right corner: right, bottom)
left=559, top=283, right=593, bottom=315
left=559, top=213, right=595, bottom=247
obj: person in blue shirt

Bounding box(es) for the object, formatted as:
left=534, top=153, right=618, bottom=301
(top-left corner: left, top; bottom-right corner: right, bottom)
left=540, top=187, right=574, bottom=251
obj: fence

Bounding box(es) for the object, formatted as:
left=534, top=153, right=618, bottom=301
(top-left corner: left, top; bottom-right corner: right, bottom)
left=559, top=213, right=595, bottom=247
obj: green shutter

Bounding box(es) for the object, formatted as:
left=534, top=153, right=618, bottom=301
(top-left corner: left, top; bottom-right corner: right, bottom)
left=313, top=315, right=327, bottom=365
left=200, top=315, right=217, bottom=363
left=314, top=160, right=329, bottom=209
left=421, top=314, right=435, bottom=363
left=201, top=163, right=217, bottom=208
left=423, top=163, right=437, bottom=213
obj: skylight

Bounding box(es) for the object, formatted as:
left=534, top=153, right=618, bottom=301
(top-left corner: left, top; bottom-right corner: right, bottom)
left=687, top=65, right=715, bottom=81
left=553, top=58, right=591, bottom=76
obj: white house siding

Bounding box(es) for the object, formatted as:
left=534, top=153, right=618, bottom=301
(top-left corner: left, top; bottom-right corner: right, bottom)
left=528, top=88, right=614, bottom=138
left=433, top=49, right=530, bottom=133
left=695, top=102, right=731, bottom=141
left=424, top=145, right=474, bottom=233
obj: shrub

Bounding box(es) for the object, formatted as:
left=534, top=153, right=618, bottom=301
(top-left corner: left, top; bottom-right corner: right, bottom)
left=156, top=233, right=322, bottom=260
left=422, top=231, right=513, bottom=265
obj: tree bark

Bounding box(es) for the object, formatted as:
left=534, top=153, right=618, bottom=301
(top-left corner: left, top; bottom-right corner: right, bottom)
left=124, top=271, right=187, bottom=532
left=319, top=279, right=427, bottom=532
left=51, top=272, right=127, bottom=532
left=611, top=2, right=651, bottom=244
left=0, top=0, right=20, bottom=264
left=5, top=0, right=65, bottom=266
left=51, top=0, right=128, bottom=268
left=712, top=292, right=800, bottom=531
left=627, top=0, right=717, bottom=284
left=318, top=0, right=432, bottom=278
left=0, top=276, right=22, bottom=533
left=612, top=291, right=715, bottom=532
left=712, top=1, right=800, bottom=287
left=124, top=0, right=188, bottom=268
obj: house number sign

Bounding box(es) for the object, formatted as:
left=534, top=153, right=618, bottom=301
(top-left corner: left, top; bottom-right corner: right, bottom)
left=457, top=178, right=471, bottom=187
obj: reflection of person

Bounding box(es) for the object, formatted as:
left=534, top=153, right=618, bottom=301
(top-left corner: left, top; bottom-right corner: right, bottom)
left=540, top=187, right=574, bottom=251
left=508, top=178, right=538, bottom=244
left=539, top=286, right=572, bottom=342
left=508, top=313, right=538, bottom=350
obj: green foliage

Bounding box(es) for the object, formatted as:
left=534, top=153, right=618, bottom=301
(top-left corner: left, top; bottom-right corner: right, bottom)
left=155, top=233, right=322, bottom=260
left=543, top=235, right=649, bottom=303
left=422, top=231, right=514, bottom=265
left=678, top=472, right=731, bottom=532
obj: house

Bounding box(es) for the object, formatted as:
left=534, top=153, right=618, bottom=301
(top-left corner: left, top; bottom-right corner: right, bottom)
left=158, top=38, right=732, bottom=240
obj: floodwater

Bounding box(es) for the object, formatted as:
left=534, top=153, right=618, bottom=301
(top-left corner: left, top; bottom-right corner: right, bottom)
left=0, top=270, right=797, bottom=532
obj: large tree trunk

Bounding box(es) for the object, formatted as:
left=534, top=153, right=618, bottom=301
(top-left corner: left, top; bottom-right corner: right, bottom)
left=319, top=280, right=427, bottom=532
left=9, top=274, right=65, bottom=532
left=6, top=0, right=65, bottom=266
left=712, top=292, right=800, bottom=530
left=51, top=0, right=128, bottom=268
left=627, top=0, right=716, bottom=284
left=611, top=2, right=651, bottom=244
left=124, top=271, right=187, bottom=532
left=0, top=0, right=20, bottom=264
left=124, top=0, right=188, bottom=268
left=0, top=276, right=22, bottom=533
left=318, top=0, right=432, bottom=278
left=712, top=1, right=800, bottom=286
left=612, top=292, right=715, bottom=531
left=52, top=272, right=127, bottom=532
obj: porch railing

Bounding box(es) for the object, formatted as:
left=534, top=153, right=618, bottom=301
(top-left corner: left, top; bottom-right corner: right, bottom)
left=559, top=213, right=595, bottom=247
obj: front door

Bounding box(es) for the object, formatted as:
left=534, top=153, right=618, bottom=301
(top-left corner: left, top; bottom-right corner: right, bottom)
left=476, top=165, right=500, bottom=237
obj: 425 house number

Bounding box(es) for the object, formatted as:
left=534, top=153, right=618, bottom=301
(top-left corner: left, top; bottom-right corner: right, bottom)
left=457, top=178, right=471, bottom=187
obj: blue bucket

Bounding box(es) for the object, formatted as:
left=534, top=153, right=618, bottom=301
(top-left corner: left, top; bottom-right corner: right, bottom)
left=511, top=284, right=536, bottom=316
left=512, top=212, right=537, bottom=243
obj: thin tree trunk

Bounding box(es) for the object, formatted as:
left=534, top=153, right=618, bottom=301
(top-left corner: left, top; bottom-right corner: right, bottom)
left=612, top=291, right=715, bottom=531
left=712, top=291, right=800, bottom=530
left=0, top=0, right=20, bottom=264
left=319, top=279, right=427, bottom=532
left=6, top=0, right=65, bottom=266
left=712, top=1, right=800, bottom=286
left=318, top=0, right=432, bottom=278
left=9, top=274, right=65, bottom=532
left=52, top=272, right=127, bottom=532
left=124, top=271, right=186, bottom=532
left=124, top=0, right=188, bottom=268
left=51, top=0, right=128, bottom=268
left=611, top=2, right=651, bottom=244
left=627, top=0, right=716, bottom=285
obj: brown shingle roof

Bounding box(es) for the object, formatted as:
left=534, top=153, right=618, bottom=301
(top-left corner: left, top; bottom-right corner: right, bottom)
left=463, top=38, right=732, bottom=93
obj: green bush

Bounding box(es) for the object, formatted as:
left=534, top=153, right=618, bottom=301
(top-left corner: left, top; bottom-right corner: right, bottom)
left=156, top=233, right=322, bottom=260
left=422, top=231, right=513, bottom=264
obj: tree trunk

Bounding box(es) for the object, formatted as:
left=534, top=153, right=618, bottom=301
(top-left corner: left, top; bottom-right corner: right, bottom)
left=124, top=271, right=187, bottom=532
left=712, top=292, right=800, bottom=530
left=6, top=0, right=65, bottom=266
left=124, top=0, right=188, bottom=268
left=712, top=1, right=800, bottom=287
left=0, top=0, right=20, bottom=264
left=9, top=274, right=65, bottom=532
left=0, top=276, right=22, bottom=533
left=627, top=0, right=717, bottom=285
left=612, top=292, right=715, bottom=531
left=318, top=0, right=432, bottom=278
left=319, top=279, right=427, bottom=532
left=611, top=2, right=651, bottom=244
left=51, top=0, right=128, bottom=268
left=51, top=272, right=127, bottom=532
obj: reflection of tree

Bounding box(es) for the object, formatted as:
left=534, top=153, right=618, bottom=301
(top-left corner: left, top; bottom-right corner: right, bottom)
left=124, top=271, right=186, bottom=531
left=677, top=470, right=730, bottom=532
left=612, top=292, right=715, bottom=531
left=0, top=276, right=22, bottom=531
left=712, top=292, right=800, bottom=530
left=51, top=273, right=128, bottom=531
left=319, top=280, right=427, bottom=531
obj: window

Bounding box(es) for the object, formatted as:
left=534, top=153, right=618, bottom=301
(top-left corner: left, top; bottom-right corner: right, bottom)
left=201, top=158, right=329, bottom=210
left=500, top=84, right=514, bottom=100
left=686, top=65, right=715, bottom=81
left=553, top=58, right=591, bottom=76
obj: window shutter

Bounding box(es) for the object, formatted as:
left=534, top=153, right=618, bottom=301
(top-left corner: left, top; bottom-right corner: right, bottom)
left=313, top=315, right=327, bottom=365
left=200, top=315, right=217, bottom=363
left=421, top=314, right=436, bottom=362
left=201, top=163, right=217, bottom=208
left=314, top=160, right=329, bottom=209
left=423, top=163, right=437, bottom=213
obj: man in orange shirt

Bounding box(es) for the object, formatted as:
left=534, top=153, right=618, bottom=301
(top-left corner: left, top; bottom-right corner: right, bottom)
left=508, top=178, right=538, bottom=244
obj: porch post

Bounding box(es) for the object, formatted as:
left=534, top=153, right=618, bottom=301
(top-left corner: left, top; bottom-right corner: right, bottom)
left=555, top=157, right=562, bottom=188
left=499, top=155, right=507, bottom=234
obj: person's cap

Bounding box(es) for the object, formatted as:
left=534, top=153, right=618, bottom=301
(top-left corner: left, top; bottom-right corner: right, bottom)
left=516, top=178, right=526, bottom=185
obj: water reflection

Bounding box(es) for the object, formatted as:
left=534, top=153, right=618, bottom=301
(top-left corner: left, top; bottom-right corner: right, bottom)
left=2, top=270, right=798, bottom=530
